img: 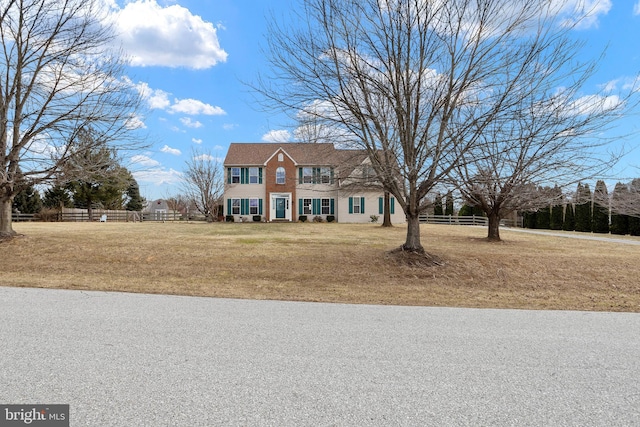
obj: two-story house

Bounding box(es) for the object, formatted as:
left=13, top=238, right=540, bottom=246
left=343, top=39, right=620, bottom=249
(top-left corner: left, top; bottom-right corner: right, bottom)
left=223, top=142, right=406, bottom=223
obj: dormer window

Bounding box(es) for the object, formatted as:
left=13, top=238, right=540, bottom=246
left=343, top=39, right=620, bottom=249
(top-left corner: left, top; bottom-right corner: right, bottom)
left=276, top=167, right=285, bottom=184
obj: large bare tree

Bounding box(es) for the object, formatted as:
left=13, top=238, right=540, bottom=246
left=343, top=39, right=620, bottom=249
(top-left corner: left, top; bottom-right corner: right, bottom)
left=257, top=0, right=625, bottom=254
left=182, top=150, right=224, bottom=222
left=0, top=0, right=143, bottom=237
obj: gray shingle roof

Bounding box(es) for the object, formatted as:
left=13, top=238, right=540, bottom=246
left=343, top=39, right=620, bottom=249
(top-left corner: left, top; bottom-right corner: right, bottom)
left=223, top=143, right=367, bottom=169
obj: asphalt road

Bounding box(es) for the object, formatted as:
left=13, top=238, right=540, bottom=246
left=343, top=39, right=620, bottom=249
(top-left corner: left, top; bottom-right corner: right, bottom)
left=1, top=286, right=639, bottom=426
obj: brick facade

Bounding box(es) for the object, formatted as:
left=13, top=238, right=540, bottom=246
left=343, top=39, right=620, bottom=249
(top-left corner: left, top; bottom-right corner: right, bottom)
left=264, top=149, right=297, bottom=220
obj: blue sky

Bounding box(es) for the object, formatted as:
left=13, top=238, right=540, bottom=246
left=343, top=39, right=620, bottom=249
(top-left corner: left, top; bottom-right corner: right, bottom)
left=107, top=0, right=640, bottom=201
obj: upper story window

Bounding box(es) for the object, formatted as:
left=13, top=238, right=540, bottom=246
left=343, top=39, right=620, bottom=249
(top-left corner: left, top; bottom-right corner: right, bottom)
left=276, top=167, right=285, bottom=184
left=231, top=168, right=241, bottom=184
left=320, top=167, right=332, bottom=184
left=302, top=167, right=313, bottom=184
left=249, top=167, right=259, bottom=184
left=278, top=153, right=284, bottom=162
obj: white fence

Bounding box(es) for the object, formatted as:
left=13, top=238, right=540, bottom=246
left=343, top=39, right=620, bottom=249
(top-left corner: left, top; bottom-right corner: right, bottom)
left=418, top=214, right=519, bottom=227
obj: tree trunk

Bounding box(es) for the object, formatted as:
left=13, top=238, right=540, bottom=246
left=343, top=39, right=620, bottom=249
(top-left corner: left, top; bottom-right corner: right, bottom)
left=382, top=191, right=392, bottom=227
left=0, top=197, right=16, bottom=238
left=403, top=214, right=424, bottom=252
left=487, top=212, right=501, bottom=241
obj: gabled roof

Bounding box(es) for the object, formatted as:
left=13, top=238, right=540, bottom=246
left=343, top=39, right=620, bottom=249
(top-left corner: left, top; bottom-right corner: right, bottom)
left=223, top=142, right=367, bottom=169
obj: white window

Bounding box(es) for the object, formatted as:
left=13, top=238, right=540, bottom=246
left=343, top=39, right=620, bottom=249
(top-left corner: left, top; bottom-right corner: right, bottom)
left=320, top=167, right=332, bottom=184
left=231, top=199, right=240, bottom=215
left=231, top=168, right=240, bottom=184
left=276, top=167, right=285, bottom=184
left=353, top=197, right=361, bottom=214
left=249, top=198, right=259, bottom=215
left=303, top=198, right=312, bottom=215
left=302, top=167, right=313, bottom=184
left=278, top=153, right=284, bottom=162
left=249, top=167, right=259, bottom=184
left=321, top=199, right=330, bottom=215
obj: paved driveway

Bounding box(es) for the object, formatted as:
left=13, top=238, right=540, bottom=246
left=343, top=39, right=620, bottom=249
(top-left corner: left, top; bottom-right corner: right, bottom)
left=1, top=287, right=639, bottom=426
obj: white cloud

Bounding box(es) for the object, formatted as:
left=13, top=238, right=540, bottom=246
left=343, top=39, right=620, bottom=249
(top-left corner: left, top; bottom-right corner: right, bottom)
left=223, top=123, right=238, bottom=131
left=113, top=0, right=228, bottom=69
left=635, top=1, right=640, bottom=15
left=194, top=154, right=215, bottom=161
left=160, top=145, right=182, bottom=155
left=169, top=98, right=226, bottom=115
left=125, top=114, right=147, bottom=130
left=133, top=168, right=183, bottom=185
left=214, top=145, right=225, bottom=151
left=180, top=117, right=203, bottom=128
left=131, top=154, right=160, bottom=167
left=262, top=130, right=291, bottom=143
left=556, top=0, right=612, bottom=29
left=192, top=138, right=203, bottom=144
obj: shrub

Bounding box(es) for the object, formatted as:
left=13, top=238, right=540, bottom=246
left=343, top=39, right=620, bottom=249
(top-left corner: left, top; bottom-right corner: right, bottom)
left=312, top=215, right=324, bottom=222
left=225, top=215, right=234, bottom=222
left=370, top=215, right=379, bottom=223
left=326, top=215, right=335, bottom=222
left=298, top=215, right=308, bottom=222
left=35, top=208, right=60, bottom=222
left=253, top=215, right=262, bottom=222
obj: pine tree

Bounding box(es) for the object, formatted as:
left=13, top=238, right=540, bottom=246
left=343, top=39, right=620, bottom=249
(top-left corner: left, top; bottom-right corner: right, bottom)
left=12, top=181, right=43, bottom=214
left=562, top=203, right=575, bottom=231
left=445, top=193, right=454, bottom=216
left=125, top=179, right=145, bottom=211
left=43, top=185, right=73, bottom=209
left=591, top=180, right=609, bottom=234
left=433, top=194, right=444, bottom=215
left=574, top=183, right=592, bottom=232
left=610, top=182, right=629, bottom=235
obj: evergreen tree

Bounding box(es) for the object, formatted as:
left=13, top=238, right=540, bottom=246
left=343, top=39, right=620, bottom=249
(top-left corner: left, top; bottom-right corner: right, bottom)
left=610, top=182, right=629, bottom=235
left=12, top=181, right=42, bottom=214
left=125, top=178, right=145, bottom=211
left=433, top=194, right=444, bottom=216
left=523, top=211, right=537, bottom=229
left=536, top=205, right=551, bottom=229
left=445, top=193, right=454, bottom=216
left=43, top=185, right=73, bottom=209
left=591, top=180, right=609, bottom=234
left=629, top=180, right=640, bottom=236
left=458, top=203, right=484, bottom=217
left=562, top=203, right=575, bottom=231
left=550, top=203, right=563, bottom=230
left=574, top=183, right=592, bottom=232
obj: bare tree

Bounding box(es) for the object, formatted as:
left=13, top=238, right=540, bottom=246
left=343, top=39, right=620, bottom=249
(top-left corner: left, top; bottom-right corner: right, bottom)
left=0, top=0, right=143, bottom=237
left=257, top=0, right=626, bottom=254
left=452, top=29, right=634, bottom=240
left=182, top=150, right=224, bottom=222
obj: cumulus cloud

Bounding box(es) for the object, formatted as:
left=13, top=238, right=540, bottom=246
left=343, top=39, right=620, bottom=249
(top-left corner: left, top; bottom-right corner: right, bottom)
left=556, top=0, right=612, bottom=29
left=131, top=154, right=160, bottom=167
left=635, top=1, right=640, bottom=15
left=192, top=138, right=203, bottom=144
left=125, top=114, right=147, bottom=130
left=194, top=154, right=215, bottom=161
left=262, top=130, right=291, bottom=143
left=113, top=0, right=228, bottom=69
left=160, top=145, right=182, bottom=155
left=133, top=168, right=183, bottom=185
left=180, top=117, right=203, bottom=128
left=170, top=98, right=226, bottom=115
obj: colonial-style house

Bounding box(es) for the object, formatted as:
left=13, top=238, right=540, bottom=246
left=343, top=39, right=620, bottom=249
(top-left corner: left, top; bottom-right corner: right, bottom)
left=223, top=142, right=406, bottom=223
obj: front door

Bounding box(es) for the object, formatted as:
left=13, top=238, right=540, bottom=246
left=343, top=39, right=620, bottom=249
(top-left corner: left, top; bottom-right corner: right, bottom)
left=275, top=198, right=286, bottom=219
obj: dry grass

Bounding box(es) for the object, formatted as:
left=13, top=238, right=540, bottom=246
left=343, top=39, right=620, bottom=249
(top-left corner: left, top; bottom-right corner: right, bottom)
left=3, top=222, right=640, bottom=312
